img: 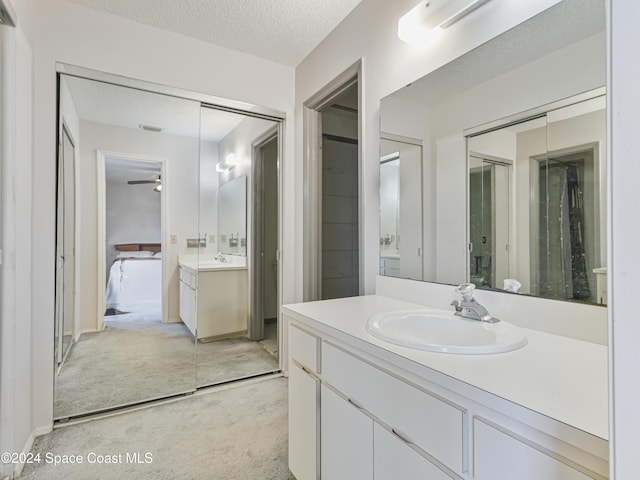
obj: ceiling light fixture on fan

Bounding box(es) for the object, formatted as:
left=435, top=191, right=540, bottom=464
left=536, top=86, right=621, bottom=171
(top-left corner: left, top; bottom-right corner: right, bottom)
left=127, top=175, right=162, bottom=193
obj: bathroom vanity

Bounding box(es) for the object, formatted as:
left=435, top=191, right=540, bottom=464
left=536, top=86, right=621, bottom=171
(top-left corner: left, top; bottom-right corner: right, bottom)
left=284, top=282, right=608, bottom=480
left=179, top=257, right=248, bottom=340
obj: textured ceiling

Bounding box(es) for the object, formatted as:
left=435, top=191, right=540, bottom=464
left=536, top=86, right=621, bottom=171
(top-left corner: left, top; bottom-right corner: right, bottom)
left=69, top=0, right=363, bottom=66
left=64, top=75, right=245, bottom=142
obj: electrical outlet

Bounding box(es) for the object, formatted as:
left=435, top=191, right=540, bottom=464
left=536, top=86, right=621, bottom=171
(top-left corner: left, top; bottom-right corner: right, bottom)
left=170, top=234, right=177, bottom=244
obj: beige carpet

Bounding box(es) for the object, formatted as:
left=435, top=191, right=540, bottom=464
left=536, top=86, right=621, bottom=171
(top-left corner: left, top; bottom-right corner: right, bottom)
left=22, top=377, right=295, bottom=480
left=55, top=308, right=279, bottom=419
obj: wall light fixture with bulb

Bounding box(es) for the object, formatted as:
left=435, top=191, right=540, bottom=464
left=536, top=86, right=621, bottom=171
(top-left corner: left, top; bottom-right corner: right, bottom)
left=216, top=153, right=238, bottom=172
left=398, top=0, right=491, bottom=45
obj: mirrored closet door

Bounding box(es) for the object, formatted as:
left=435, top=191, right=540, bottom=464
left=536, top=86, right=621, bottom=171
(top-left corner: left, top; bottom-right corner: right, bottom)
left=195, top=107, right=281, bottom=388
left=54, top=68, right=283, bottom=420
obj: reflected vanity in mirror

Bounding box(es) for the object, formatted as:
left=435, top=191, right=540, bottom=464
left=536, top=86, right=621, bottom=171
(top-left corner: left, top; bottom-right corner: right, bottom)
left=379, top=0, right=606, bottom=305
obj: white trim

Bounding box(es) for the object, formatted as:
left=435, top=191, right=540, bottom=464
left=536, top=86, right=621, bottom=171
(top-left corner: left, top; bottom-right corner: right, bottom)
left=302, top=59, right=363, bottom=301
left=0, top=25, right=17, bottom=480
left=96, top=151, right=168, bottom=330
left=56, top=62, right=285, bottom=121
left=11, top=425, right=51, bottom=478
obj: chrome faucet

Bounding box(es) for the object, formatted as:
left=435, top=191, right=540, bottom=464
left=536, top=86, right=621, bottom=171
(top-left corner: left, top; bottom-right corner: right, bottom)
left=214, top=252, right=227, bottom=263
left=451, top=283, right=500, bottom=323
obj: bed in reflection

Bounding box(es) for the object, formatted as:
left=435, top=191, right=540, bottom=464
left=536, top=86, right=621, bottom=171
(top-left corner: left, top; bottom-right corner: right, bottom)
left=105, top=243, right=161, bottom=315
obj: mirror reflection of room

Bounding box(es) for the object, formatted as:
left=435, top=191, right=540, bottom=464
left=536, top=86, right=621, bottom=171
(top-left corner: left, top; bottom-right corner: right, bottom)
left=379, top=0, right=606, bottom=306
left=54, top=73, right=282, bottom=420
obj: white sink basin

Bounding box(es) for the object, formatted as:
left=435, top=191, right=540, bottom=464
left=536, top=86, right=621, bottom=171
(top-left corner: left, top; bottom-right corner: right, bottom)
left=366, top=310, right=527, bottom=354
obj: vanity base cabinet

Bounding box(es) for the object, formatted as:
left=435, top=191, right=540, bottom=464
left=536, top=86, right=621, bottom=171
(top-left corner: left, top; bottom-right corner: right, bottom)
left=179, top=265, right=248, bottom=340
left=288, top=325, right=321, bottom=480
left=179, top=268, right=197, bottom=336
left=320, top=384, right=373, bottom=480
left=289, top=362, right=319, bottom=480
left=473, top=418, right=599, bottom=480
left=197, top=269, right=248, bottom=339
left=285, top=314, right=609, bottom=480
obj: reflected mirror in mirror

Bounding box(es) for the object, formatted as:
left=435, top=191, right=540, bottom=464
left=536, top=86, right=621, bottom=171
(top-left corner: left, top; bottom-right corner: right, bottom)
left=219, top=175, right=247, bottom=256
left=54, top=74, right=200, bottom=419
left=379, top=136, right=423, bottom=280
left=379, top=0, right=606, bottom=305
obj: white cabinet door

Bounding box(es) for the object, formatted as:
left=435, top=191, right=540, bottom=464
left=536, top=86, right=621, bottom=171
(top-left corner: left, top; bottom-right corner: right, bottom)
left=474, top=419, right=596, bottom=480
left=289, top=363, right=319, bottom=480
left=321, top=384, right=373, bottom=480
left=374, top=423, right=453, bottom=480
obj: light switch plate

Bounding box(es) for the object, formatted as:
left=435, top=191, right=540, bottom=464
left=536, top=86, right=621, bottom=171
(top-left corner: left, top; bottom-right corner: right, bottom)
left=170, top=234, right=177, bottom=244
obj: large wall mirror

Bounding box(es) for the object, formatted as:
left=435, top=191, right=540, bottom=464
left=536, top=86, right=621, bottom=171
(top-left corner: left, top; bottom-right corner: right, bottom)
left=379, top=0, right=606, bottom=305
left=55, top=68, right=283, bottom=420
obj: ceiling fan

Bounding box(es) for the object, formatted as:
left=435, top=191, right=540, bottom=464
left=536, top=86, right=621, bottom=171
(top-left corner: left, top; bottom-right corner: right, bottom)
left=127, top=174, right=162, bottom=192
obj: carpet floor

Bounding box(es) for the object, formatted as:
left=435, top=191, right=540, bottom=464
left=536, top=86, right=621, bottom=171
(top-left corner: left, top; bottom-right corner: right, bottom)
left=55, top=306, right=279, bottom=419
left=22, top=377, right=295, bottom=480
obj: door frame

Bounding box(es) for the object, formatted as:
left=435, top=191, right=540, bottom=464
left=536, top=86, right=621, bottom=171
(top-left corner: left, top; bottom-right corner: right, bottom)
left=96, top=151, right=168, bottom=331
left=250, top=125, right=280, bottom=343
left=302, top=59, right=363, bottom=301
left=55, top=122, right=78, bottom=371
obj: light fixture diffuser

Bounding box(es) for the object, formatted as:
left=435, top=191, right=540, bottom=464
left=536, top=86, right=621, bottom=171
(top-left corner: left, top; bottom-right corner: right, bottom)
left=216, top=153, right=238, bottom=173
left=398, top=0, right=491, bottom=45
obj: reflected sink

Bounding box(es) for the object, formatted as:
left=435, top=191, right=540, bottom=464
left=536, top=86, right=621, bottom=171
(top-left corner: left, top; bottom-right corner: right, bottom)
left=366, top=310, right=527, bottom=354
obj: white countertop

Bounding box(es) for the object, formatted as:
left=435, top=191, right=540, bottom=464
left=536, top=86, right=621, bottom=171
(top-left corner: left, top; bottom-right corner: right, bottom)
left=179, top=260, right=247, bottom=272
left=283, top=295, right=609, bottom=441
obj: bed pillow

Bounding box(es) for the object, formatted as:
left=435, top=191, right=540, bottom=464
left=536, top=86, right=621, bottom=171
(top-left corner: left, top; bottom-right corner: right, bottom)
left=115, top=250, right=155, bottom=259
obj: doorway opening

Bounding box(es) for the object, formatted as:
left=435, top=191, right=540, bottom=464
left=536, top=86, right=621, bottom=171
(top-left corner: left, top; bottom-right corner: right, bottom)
left=468, top=155, right=512, bottom=289
left=532, top=145, right=598, bottom=302
left=250, top=128, right=280, bottom=358
left=303, top=63, right=362, bottom=301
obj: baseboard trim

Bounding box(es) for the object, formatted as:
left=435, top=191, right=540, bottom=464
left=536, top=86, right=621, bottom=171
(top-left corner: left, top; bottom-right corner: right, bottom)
left=13, top=425, right=51, bottom=478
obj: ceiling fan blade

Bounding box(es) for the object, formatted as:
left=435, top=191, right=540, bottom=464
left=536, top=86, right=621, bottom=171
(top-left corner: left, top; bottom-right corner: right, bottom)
left=127, top=179, right=158, bottom=185
left=127, top=175, right=161, bottom=185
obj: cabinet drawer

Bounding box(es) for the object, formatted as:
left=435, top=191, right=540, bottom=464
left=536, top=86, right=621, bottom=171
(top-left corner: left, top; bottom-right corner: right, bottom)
left=474, top=418, right=602, bottom=480
left=322, top=342, right=467, bottom=473
left=290, top=324, right=320, bottom=373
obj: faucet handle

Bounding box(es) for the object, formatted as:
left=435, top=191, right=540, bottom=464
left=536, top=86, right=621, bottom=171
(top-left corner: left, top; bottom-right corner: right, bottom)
left=455, top=283, right=476, bottom=301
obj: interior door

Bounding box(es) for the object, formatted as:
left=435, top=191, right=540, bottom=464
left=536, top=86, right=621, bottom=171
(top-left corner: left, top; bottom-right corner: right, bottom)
left=55, top=126, right=76, bottom=369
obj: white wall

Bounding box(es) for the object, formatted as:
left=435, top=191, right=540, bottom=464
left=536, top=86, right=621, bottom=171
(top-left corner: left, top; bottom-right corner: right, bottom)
left=0, top=16, right=37, bottom=478
left=105, top=166, right=162, bottom=267
left=16, top=0, right=294, bottom=432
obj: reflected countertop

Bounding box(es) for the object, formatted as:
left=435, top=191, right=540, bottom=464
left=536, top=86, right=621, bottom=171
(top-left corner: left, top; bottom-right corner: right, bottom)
left=179, top=256, right=247, bottom=273
left=283, top=295, right=609, bottom=441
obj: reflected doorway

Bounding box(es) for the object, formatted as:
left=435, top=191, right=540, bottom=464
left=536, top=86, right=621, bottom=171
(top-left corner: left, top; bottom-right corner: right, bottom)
left=468, top=156, right=511, bottom=289
left=533, top=146, right=597, bottom=302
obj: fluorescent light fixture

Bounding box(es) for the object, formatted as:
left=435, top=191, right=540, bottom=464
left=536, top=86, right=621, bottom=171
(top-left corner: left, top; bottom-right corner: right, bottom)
left=216, top=153, right=237, bottom=173
left=398, top=0, right=491, bottom=45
